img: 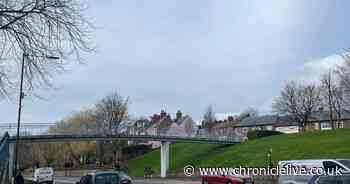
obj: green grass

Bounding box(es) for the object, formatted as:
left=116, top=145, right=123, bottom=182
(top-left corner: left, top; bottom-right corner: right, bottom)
left=126, top=129, right=350, bottom=177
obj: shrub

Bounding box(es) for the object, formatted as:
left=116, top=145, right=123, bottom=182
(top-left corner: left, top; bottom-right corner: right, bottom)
left=247, top=130, right=283, bottom=140
left=122, top=144, right=152, bottom=160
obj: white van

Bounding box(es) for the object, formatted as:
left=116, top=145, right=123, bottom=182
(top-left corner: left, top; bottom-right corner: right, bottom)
left=278, top=159, right=350, bottom=184
left=33, top=167, right=55, bottom=184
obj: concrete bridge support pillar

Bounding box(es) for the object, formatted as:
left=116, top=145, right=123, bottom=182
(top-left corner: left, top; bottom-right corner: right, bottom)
left=160, top=141, right=170, bottom=178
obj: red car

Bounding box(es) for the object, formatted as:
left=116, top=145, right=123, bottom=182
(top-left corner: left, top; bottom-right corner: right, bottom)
left=202, top=175, right=253, bottom=184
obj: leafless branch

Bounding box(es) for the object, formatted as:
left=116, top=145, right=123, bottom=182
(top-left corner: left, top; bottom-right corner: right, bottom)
left=272, top=81, right=322, bottom=131
left=0, top=0, right=94, bottom=96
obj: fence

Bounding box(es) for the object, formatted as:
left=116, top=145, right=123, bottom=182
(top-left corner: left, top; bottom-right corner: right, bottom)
left=0, top=132, right=10, bottom=184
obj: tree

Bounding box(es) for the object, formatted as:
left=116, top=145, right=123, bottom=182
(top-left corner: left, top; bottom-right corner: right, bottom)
left=272, top=81, right=322, bottom=131
left=336, top=52, right=350, bottom=109
left=202, top=105, right=216, bottom=131
left=320, top=70, right=337, bottom=129
left=94, top=92, right=129, bottom=165
left=31, top=143, right=62, bottom=167
left=0, top=0, right=93, bottom=96
left=95, top=92, right=129, bottom=135
left=332, top=86, right=346, bottom=126
left=50, top=109, right=97, bottom=134
left=48, top=110, right=97, bottom=166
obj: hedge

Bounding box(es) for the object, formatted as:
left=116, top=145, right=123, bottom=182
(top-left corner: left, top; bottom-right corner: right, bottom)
left=247, top=130, right=283, bottom=140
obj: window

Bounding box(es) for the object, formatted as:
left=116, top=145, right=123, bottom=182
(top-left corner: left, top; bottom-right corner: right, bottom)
left=80, top=175, right=92, bottom=184
left=323, top=161, right=345, bottom=172
left=338, top=122, right=344, bottom=129
left=321, top=123, right=332, bottom=130
left=95, top=174, right=119, bottom=184
left=338, top=160, right=350, bottom=169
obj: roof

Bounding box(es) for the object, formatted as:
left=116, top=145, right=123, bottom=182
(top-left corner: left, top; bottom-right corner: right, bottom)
left=234, top=115, right=278, bottom=128
left=308, top=110, right=350, bottom=122
left=215, top=112, right=239, bottom=121
left=233, top=110, right=350, bottom=128
left=213, top=121, right=237, bottom=129
left=275, top=115, right=299, bottom=127
left=152, top=117, right=172, bottom=130
left=174, top=115, right=189, bottom=125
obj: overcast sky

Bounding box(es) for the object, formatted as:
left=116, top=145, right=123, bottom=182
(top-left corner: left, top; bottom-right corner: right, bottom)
left=1, top=0, right=350, bottom=124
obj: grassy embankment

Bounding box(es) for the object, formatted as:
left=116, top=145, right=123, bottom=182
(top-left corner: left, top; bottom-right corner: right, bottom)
left=127, top=129, right=350, bottom=176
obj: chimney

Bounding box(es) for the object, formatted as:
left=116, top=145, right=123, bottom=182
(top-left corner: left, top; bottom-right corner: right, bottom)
left=160, top=110, right=167, bottom=118
left=175, top=110, right=182, bottom=122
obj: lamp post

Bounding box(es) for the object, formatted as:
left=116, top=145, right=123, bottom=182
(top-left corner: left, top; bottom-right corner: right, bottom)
left=13, top=53, right=59, bottom=177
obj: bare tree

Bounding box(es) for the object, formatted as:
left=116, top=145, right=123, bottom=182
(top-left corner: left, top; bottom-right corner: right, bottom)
left=94, top=92, right=129, bottom=165
left=332, top=86, right=346, bottom=126
left=336, top=52, right=350, bottom=109
left=202, top=105, right=216, bottom=131
left=320, top=70, right=336, bottom=129
left=95, top=92, right=129, bottom=135
left=0, top=0, right=93, bottom=96
left=272, top=81, right=322, bottom=132
left=337, top=52, right=350, bottom=91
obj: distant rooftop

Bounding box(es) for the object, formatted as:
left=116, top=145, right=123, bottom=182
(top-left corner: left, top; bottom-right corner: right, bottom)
left=215, top=112, right=240, bottom=121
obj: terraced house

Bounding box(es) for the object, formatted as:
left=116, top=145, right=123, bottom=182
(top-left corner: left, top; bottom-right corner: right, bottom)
left=145, top=110, right=198, bottom=148
left=230, top=110, right=350, bottom=140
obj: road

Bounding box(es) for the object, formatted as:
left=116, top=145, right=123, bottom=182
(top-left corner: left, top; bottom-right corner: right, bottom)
left=26, top=177, right=200, bottom=184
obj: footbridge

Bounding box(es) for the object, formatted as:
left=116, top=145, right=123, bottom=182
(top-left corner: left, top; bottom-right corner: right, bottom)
left=2, top=132, right=241, bottom=180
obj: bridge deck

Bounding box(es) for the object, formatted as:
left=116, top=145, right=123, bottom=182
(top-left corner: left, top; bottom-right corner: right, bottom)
left=8, top=134, right=240, bottom=144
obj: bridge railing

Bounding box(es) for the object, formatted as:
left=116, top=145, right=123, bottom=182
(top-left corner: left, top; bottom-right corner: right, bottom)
left=0, top=132, right=10, bottom=184
left=11, top=132, right=243, bottom=144
left=1, top=124, right=246, bottom=143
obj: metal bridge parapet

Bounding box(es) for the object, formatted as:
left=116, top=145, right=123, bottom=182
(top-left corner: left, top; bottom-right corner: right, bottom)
left=8, top=133, right=241, bottom=144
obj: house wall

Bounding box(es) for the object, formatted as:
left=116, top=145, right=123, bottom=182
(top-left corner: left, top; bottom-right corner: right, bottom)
left=305, top=122, right=320, bottom=131
left=207, top=126, right=237, bottom=138
left=305, top=120, right=350, bottom=131
left=249, top=125, right=275, bottom=131
left=146, top=127, right=158, bottom=136
left=343, top=121, right=350, bottom=128
left=275, top=126, right=299, bottom=134
left=234, top=127, right=249, bottom=141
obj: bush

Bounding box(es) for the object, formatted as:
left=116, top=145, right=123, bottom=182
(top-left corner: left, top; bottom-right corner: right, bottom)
left=122, top=144, right=152, bottom=160
left=247, top=130, right=283, bottom=140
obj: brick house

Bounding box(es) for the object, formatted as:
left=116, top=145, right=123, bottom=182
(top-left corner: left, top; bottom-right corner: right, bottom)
left=197, top=116, right=245, bottom=140
left=146, top=110, right=198, bottom=148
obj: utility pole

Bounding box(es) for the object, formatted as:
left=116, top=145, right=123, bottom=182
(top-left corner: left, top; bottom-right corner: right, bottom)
left=13, top=53, right=59, bottom=180
left=14, top=53, right=26, bottom=177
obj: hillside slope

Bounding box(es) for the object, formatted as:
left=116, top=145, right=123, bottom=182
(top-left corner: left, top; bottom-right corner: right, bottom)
left=127, top=129, right=350, bottom=176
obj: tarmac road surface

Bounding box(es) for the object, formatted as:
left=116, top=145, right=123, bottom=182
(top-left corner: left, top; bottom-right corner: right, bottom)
left=26, top=177, right=201, bottom=184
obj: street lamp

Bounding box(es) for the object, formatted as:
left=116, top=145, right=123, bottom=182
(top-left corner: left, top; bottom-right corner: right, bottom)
left=13, top=53, right=60, bottom=176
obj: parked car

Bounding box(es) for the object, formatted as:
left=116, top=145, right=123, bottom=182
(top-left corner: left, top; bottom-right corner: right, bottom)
left=202, top=175, right=253, bottom=184
left=278, top=159, right=350, bottom=184
left=308, top=174, right=350, bottom=184
left=33, top=167, right=54, bottom=184
left=76, top=170, right=132, bottom=184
